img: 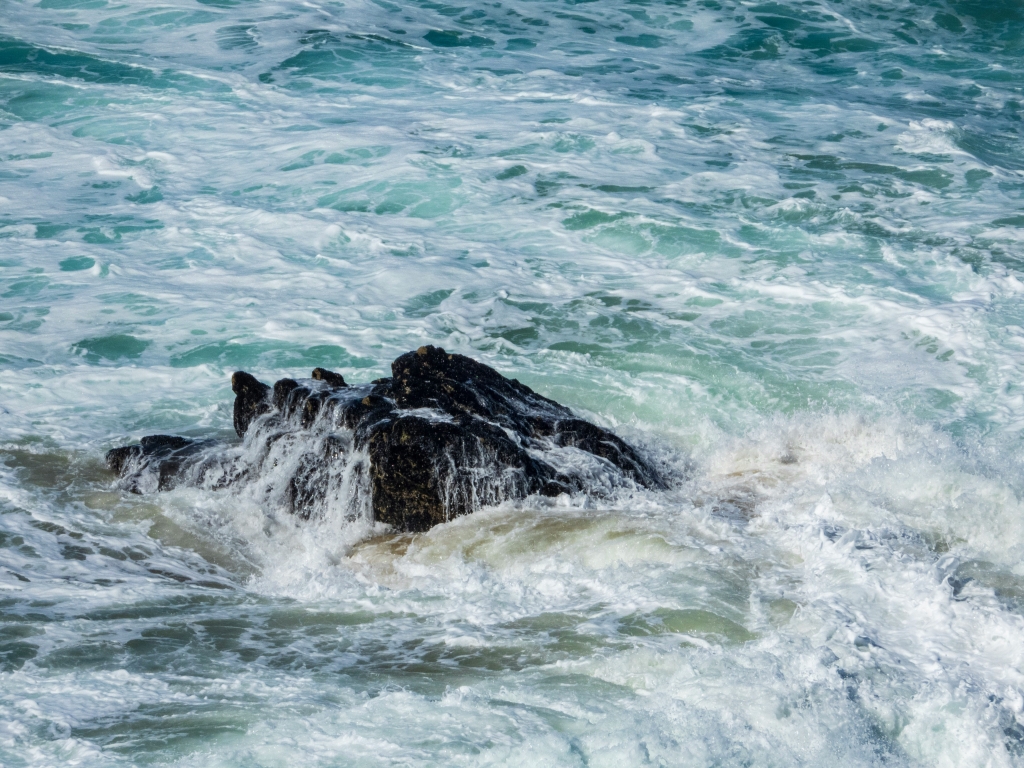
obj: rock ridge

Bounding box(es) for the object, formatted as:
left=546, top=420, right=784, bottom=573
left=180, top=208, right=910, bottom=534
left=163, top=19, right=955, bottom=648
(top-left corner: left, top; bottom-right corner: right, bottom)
left=107, top=346, right=664, bottom=531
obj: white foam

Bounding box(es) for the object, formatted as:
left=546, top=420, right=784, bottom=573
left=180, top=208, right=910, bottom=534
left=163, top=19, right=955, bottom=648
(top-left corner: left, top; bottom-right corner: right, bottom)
left=3, top=0, right=1024, bottom=761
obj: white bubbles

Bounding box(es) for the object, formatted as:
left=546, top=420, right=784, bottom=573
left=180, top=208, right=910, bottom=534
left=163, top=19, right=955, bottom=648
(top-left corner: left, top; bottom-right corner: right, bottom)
left=896, top=119, right=962, bottom=157
left=86, top=406, right=1010, bottom=766
left=2, top=0, right=1024, bottom=762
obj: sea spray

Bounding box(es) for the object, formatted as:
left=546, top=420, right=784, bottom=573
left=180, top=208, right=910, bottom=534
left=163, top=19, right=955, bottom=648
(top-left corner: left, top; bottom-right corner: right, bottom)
left=2, top=0, right=1024, bottom=763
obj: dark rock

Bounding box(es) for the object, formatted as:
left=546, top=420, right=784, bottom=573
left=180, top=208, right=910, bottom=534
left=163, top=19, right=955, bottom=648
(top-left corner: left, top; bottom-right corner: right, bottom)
left=105, top=444, right=141, bottom=477
left=231, top=371, right=271, bottom=438
left=311, top=367, right=347, bottom=387
left=107, top=346, right=664, bottom=531
left=273, top=378, right=314, bottom=420
left=105, top=434, right=214, bottom=492
left=368, top=414, right=567, bottom=532
left=390, top=345, right=567, bottom=435
left=273, top=378, right=301, bottom=410
left=551, top=418, right=659, bottom=488
left=288, top=434, right=347, bottom=520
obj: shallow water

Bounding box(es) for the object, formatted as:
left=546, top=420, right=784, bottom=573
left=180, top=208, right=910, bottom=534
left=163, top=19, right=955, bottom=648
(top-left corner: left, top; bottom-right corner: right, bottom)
left=2, top=0, right=1024, bottom=764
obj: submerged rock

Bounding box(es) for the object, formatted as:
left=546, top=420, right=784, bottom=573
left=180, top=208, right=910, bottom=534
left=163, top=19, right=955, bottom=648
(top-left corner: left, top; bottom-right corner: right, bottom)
left=106, top=346, right=663, bottom=531
left=106, top=434, right=218, bottom=494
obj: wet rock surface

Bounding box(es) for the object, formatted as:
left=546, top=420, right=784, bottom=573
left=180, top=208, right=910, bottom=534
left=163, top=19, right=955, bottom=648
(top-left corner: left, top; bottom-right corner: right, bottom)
left=232, top=371, right=272, bottom=438
left=106, top=346, right=664, bottom=531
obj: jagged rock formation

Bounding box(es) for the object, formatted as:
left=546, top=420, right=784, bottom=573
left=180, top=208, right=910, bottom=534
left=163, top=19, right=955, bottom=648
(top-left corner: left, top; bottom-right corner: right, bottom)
left=106, top=346, right=663, bottom=531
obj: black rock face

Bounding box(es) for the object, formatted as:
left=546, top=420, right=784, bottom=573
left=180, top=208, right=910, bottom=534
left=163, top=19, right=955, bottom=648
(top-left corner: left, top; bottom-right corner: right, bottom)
left=106, top=348, right=663, bottom=531
left=231, top=371, right=271, bottom=438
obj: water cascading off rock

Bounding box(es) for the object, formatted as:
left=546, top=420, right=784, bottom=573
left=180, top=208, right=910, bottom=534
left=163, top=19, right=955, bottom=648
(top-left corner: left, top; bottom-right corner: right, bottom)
left=106, top=345, right=664, bottom=531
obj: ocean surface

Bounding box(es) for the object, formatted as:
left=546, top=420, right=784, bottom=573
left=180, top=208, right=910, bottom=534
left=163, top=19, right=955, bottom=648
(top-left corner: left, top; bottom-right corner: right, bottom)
left=1, top=0, right=1024, bottom=764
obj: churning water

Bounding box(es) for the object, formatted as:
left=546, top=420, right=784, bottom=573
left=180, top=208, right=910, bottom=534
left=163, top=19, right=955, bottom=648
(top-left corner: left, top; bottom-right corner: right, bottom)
left=2, top=0, right=1024, bottom=764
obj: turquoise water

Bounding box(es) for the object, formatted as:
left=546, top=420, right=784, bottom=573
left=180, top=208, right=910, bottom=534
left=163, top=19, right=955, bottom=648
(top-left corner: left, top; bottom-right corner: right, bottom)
left=2, top=0, right=1024, bottom=764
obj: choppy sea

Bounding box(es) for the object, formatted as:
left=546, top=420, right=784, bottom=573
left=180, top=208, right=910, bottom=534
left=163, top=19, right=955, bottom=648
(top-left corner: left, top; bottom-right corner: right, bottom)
left=2, top=0, right=1024, bottom=764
